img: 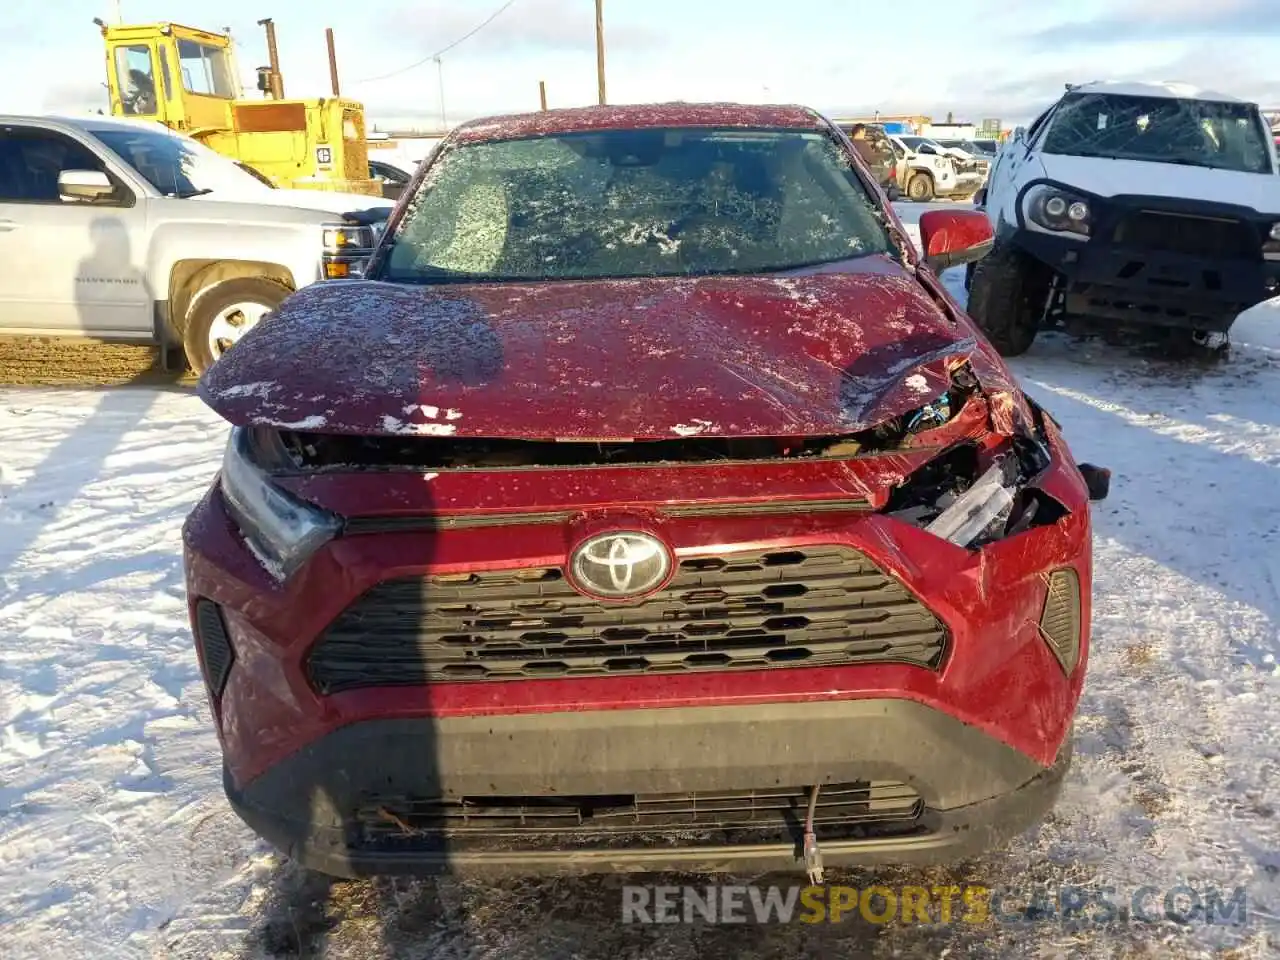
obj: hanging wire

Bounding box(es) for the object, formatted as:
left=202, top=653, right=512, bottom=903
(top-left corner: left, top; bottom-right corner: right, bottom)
left=350, top=0, right=521, bottom=84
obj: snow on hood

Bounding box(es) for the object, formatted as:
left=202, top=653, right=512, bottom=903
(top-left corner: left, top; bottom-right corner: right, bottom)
left=193, top=188, right=395, bottom=219
left=1036, top=153, right=1280, bottom=213
left=199, top=260, right=985, bottom=441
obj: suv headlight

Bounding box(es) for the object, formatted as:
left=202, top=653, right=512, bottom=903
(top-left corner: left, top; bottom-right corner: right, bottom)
left=220, top=426, right=340, bottom=579
left=321, top=221, right=379, bottom=279
left=1024, top=184, right=1092, bottom=239
left=887, top=432, right=1063, bottom=551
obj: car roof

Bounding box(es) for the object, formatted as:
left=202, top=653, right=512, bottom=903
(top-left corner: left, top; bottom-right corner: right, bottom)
left=1067, top=81, right=1252, bottom=104
left=450, top=102, right=827, bottom=144
left=0, top=113, right=188, bottom=137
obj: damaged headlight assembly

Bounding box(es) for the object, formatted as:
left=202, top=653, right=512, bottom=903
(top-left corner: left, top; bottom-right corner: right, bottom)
left=1024, top=184, right=1091, bottom=239
left=888, top=401, right=1110, bottom=550
left=220, top=426, right=341, bottom=579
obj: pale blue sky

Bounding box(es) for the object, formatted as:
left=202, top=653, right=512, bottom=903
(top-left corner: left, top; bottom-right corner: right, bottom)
left=8, top=0, right=1280, bottom=128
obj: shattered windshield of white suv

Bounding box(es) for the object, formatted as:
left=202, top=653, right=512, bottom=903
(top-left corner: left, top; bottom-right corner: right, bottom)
left=1041, top=93, right=1273, bottom=174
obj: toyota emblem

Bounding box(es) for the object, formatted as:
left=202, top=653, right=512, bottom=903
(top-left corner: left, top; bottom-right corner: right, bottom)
left=569, top=531, right=672, bottom=600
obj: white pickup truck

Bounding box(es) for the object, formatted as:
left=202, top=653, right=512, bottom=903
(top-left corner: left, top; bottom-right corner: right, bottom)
left=0, top=115, right=395, bottom=373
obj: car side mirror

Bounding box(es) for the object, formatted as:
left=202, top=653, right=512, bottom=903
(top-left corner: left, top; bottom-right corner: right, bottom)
left=1078, top=463, right=1111, bottom=501
left=918, top=209, right=994, bottom=272
left=1012, top=126, right=1026, bottom=142
left=58, top=169, right=115, bottom=203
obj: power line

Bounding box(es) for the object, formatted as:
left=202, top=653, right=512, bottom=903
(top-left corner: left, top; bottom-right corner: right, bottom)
left=351, top=0, right=520, bottom=84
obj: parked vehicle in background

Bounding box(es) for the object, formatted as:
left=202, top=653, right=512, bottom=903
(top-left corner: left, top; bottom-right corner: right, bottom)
left=98, top=18, right=384, bottom=197
left=369, top=159, right=413, bottom=201
left=887, top=133, right=964, bottom=201
left=835, top=122, right=900, bottom=198
left=973, top=80, right=1280, bottom=357
left=0, top=114, right=393, bottom=373
left=934, top=137, right=997, bottom=160
left=188, top=101, right=1107, bottom=880
left=897, top=135, right=989, bottom=194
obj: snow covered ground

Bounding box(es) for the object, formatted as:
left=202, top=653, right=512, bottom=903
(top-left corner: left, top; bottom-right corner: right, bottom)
left=1, top=204, right=1278, bottom=958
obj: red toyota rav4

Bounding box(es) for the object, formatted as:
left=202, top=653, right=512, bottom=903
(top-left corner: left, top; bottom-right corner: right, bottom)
left=184, top=103, right=1108, bottom=879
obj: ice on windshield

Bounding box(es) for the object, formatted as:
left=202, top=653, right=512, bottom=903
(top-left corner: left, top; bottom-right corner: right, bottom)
left=90, top=127, right=272, bottom=198
left=383, top=127, right=894, bottom=283
left=1041, top=93, right=1273, bottom=173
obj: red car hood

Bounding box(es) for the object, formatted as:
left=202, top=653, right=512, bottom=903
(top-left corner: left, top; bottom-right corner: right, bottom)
left=200, top=260, right=986, bottom=440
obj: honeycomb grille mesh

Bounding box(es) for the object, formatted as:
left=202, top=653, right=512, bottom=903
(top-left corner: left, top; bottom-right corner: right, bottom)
left=1040, top=568, right=1082, bottom=673
left=307, top=546, right=948, bottom=692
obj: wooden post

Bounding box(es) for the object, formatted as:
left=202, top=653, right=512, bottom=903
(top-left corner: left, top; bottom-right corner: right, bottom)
left=325, top=28, right=341, bottom=97
left=539, top=80, right=548, bottom=111
left=594, top=0, right=606, bottom=105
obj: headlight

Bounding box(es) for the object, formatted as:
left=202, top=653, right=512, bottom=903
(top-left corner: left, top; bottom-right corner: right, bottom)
left=1024, top=185, right=1092, bottom=238
left=321, top=223, right=375, bottom=250
left=925, top=457, right=1018, bottom=547
left=220, top=427, right=341, bottom=579
left=887, top=432, right=1060, bottom=550
left=321, top=221, right=378, bottom=280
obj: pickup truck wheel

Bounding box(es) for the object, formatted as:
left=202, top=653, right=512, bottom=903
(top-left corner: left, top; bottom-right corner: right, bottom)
left=966, top=247, right=1046, bottom=357
left=907, top=172, right=935, bottom=202
left=184, top=277, right=290, bottom=375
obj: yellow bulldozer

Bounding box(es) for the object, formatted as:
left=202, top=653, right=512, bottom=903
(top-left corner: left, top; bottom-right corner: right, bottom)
left=96, top=16, right=383, bottom=197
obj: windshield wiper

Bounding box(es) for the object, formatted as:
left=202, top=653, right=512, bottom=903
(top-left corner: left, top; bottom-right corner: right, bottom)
left=388, top=266, right=498, bottom=285
left=171, top=188, right=214, bottom=199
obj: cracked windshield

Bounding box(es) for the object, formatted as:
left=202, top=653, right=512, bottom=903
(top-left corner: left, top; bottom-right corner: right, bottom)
left=386, top=128, right=894, bottom=281
left=1041, top=92, right=1273, bottom=172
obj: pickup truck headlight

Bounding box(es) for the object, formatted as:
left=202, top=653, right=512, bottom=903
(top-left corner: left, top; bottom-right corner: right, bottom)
left=321, top=221, right=378, bottom=279
left=1025, top=185, right=1091, bottom=239
left=220, top=427, right=341, bottom=579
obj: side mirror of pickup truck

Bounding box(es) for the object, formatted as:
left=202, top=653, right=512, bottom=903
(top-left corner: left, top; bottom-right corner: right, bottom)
left=59, top=170, right=115, bottom=203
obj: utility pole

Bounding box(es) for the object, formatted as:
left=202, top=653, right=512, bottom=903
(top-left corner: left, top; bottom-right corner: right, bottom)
left=539, top=80, right=548, bottom=111
left=113, top=0, right=123, bottom=24
left=325, top=28, right=341, bottom=97
left=594, top=0, right=606, bottom=105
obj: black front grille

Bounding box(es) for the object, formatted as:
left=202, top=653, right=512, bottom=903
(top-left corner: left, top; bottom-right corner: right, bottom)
left=306, top=546, right=947, bottom=692
left=1112, top=210, right=1255, bottom=259
left=356, top=780, right=925, bottom=852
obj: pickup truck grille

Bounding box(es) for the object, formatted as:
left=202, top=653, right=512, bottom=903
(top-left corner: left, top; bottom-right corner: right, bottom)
left=356, top=780, right=926, bottom=852
left=306, top=546, right=947, bottom=692
left=1112, top=210, right=1255, bottom=259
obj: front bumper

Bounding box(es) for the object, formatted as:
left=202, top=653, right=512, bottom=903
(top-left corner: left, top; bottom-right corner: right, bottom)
left=1012, top=183, right=1280, bottom=330
left=184, top=417, right=1093, bottom=877
left=224, top=699, right=1074, bottom=877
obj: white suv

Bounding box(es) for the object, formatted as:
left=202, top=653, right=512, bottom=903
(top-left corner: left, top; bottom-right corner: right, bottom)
left=971, top=81, right=1280, bottom=356
left=887, top=134, right=963, bottom=202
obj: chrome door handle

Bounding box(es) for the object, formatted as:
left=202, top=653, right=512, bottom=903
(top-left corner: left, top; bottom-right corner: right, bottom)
left=0, top=220, right=19, bottom=232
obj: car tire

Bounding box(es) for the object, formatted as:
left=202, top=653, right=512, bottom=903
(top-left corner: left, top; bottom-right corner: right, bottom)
left=966, top=247, right=1045, bottom=357
left=183, top=277, right=291, bottom=376
left=907, top=172, right=935, bottom=202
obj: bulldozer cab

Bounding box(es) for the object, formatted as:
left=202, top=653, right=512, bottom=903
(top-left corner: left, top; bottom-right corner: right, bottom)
left=99, top=20, right=380, bottom=196
left=104, top=23, right=239, bottom=138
